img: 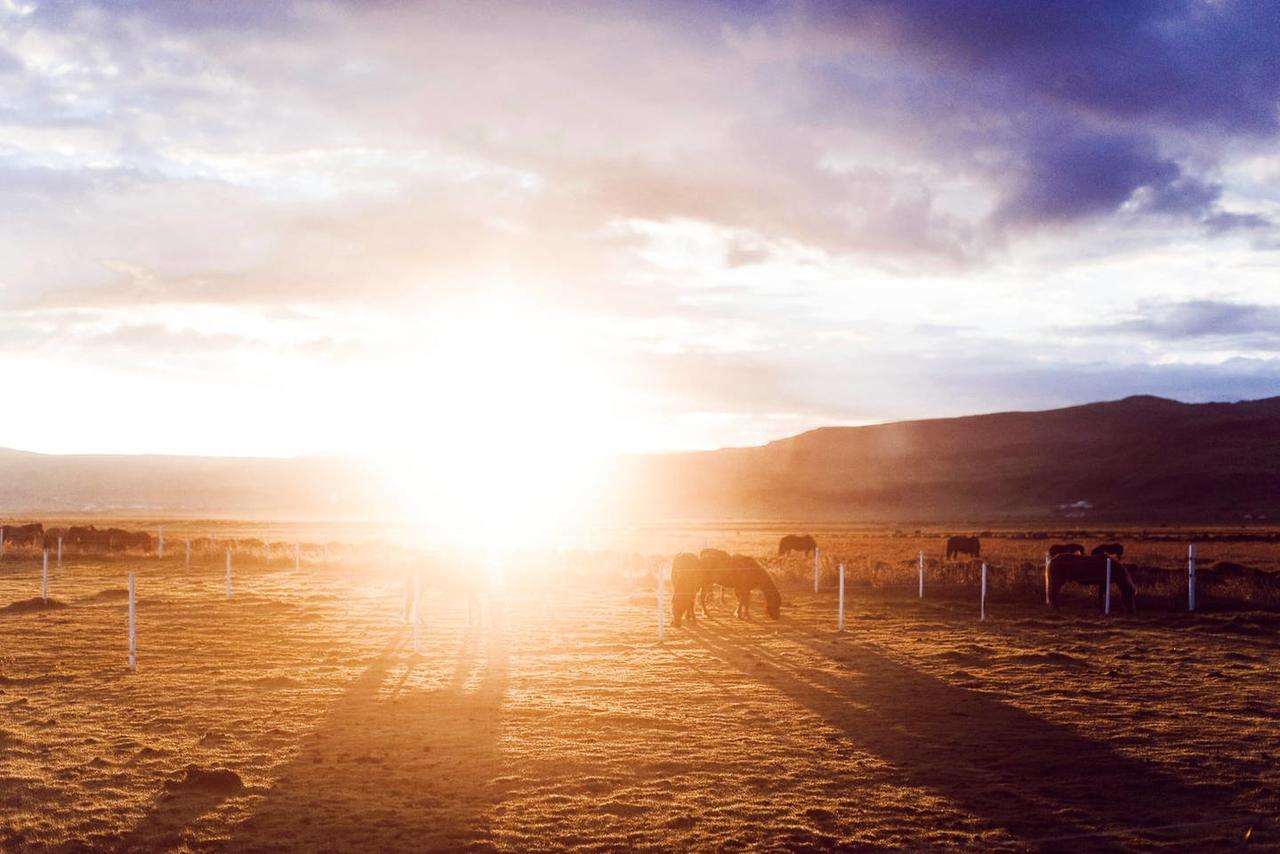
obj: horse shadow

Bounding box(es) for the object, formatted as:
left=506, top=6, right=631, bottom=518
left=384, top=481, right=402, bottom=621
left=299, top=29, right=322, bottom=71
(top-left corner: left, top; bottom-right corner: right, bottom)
left=689, top=623, right=1253, bottom=849
left=210, top=625, right=509, bottom=852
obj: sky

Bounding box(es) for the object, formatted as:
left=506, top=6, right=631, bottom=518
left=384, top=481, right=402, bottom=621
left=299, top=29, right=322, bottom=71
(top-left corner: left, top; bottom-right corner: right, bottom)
left=2, top=0, right=1280, bottom=462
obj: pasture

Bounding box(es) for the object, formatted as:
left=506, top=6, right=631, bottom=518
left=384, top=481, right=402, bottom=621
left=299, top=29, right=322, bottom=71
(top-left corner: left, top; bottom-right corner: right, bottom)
left=0, top=521, right=1277, bottom=851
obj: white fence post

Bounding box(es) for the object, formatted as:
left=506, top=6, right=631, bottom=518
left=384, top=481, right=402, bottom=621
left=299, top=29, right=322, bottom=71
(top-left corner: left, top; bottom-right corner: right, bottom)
left=158, top=527, right=163, bottom=559
left=225, top=549, right=232, bottom=599
left=917, top=550, right=924, bottom=598
left=411, top=583, right=422, bottom=654
left=403, top=570, right=413, bottom=623
left=1104, top=557, right=1112, bottom=615
left=127, top=573, right=137, bottom=671
left=813, top=547, right=820, bottom=593
left=0, top=526, right=5, bottom=558
left=41, top=549, right=48, bottom=602
left=837, top=561, right=845, bottom=632
left=1044, top=551, right=1051, bottom=604
left=1188, top=543, right=1197, bottom=612
left=57, top=536, right=63, bottom=568
left=980, top=561, right=987, bottom=622
left=185, top=539, right=191, bottom=569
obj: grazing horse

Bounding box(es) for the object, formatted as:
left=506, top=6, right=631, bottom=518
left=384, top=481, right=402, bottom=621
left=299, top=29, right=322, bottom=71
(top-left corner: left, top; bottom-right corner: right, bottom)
left=724, top=554, right=781, bottom=620
left=671, top=552, right=781, bottom=625
left=777, top=534, right=817, bottom=557
left=1091, top=543, right=1124, bottom=558
left=1049, top=543, right=1085, bottom=557
left=2, top=523, right=43, bottom=547
left=1047, top=554, right=1136, bottom=614
left=944, top=535, right=980, bottom=561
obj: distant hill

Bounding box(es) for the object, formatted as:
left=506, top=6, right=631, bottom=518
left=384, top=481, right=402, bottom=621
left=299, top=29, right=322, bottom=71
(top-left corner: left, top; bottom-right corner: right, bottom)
left=3, top=395, right=1279, bottom=521
left=602, top=395, right=1280, bottom=522
left=0, top=449, right=385, bottom=518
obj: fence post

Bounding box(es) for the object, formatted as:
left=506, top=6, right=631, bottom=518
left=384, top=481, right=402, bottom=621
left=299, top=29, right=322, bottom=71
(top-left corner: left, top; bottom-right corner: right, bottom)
left=837, top=561, right=845, bottom=632
left=403, top=570, right=413, bottom=624
left=411, top=587, right=421, bottom=654
left=158, top=527, right=163, bottom=559
left=127, top=573, right=137, bottom=671
left=1104, top=557, right=1112, bottom=615
left=185, top=539, right=191, bottom=569
left=1044, top=551, right=1051, bottom=604
left=1, top=526, right=4, bottom=558
left=813, top=547, right=820, bottom=593
left=225, top=549, right=232, bottom=599
left=57, top=536, right=62, bottom=569
left=980, top=561, right=987, bottom=622
left=657, top=562, right=666, bottom=642
left=41, top=549, right=48, bottom=602
left=1188, top=543, right=1196, bottom=612
left=917, top=550, right=924, bottom=598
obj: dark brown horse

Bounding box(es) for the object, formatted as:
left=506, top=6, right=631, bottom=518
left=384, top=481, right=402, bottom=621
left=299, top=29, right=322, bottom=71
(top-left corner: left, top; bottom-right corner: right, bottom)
left=671, top=552, right=781, bottom=625
left=2, top=522, right=43, bottom=547
left=1047, top=554, right=1136, bottom=614
left=1049, top=543, right=1085, bottom=557
left=777, top=534, right=817, bottom=557
left=944, top=535, right=980, bottom=561
left=724, top=554, right=781, bottom=620
left=1091, top=543, right=1124, bottom=558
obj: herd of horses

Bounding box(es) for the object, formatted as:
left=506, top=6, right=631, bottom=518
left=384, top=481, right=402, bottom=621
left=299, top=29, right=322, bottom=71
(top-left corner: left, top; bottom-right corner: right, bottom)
left=669, top=534, right=1141, bottom=626
left=0, top=523, right=154, bottom=552
left=0, top=522, right=298, bottom=556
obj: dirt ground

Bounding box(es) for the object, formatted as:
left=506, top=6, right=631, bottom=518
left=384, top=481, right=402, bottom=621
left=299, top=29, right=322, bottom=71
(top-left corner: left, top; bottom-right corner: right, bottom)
left=0, top=538, right=1277, bottom=852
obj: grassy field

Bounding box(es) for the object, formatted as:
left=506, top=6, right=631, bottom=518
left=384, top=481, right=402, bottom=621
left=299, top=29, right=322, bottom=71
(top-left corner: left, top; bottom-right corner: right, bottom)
left=0, top=523, right=1277, bottom=851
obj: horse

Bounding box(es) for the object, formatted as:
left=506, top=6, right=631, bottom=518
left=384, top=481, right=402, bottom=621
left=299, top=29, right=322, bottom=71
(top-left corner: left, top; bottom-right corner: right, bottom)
left=671, top=552, right=781, bottom=625
left=1091, top=543, right=1124, bottom=558
left=2, top=522, right=43, bottom=547
left=1047, top=554, right=1136, bottom=614
left=944, top=535, right=980, bottom=560
left=777, top=534, right=817, bottom=557
left=1049, top=543, right=1085, bottom=557
left=723, top=554, right=781, bottom=620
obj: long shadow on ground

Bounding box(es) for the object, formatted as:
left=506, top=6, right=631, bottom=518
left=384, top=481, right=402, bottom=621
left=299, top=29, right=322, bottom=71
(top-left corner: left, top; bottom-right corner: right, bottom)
left=215, top=626, right=509, bottom=853
left=689, top=622, right=1256, bottom=850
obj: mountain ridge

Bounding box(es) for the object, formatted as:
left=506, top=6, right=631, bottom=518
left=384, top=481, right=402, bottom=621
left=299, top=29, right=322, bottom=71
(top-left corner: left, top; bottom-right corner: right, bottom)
left=2, top=394, right=1279, bottom=521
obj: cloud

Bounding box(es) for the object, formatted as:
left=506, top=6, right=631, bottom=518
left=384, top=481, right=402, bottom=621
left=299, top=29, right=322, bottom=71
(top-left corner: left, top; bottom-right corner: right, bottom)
left=0, top=1, right=1279, bottom=454
left=1073, top=299, right=1280, bottom=347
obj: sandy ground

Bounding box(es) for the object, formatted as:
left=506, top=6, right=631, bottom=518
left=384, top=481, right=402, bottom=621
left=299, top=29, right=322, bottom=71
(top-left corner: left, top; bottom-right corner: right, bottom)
left=0, top=550, right=1277, bottom=852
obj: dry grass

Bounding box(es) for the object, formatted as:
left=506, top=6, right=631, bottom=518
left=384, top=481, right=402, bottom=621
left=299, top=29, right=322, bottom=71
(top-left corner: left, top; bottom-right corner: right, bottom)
left=0, top=523, right=1277, bottom=851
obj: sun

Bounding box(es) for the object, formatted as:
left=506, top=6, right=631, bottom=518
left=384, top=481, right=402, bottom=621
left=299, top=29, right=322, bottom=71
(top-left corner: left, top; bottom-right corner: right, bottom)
left=378, top=295, right=613, bottom=551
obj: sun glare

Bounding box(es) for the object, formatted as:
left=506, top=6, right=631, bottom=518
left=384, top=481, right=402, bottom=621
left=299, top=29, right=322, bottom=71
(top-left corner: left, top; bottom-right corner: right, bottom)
left=379, top=295, right=612, bottom=550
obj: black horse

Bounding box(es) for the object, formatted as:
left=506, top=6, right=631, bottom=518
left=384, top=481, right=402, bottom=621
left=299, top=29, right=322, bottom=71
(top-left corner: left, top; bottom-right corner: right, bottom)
left=777, top=534, right=817, bottom=557
left=1047, top=554, right=1136, bottom=614
left=945, top=535, right=980, bottom=561
left=1091, top=543, right=1125, bottom=558
left=1049, top=543, right=1085, bottom=557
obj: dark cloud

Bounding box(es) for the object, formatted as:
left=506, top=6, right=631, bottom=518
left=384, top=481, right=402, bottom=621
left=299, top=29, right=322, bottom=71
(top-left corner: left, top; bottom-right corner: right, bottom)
left=995, top=130, right=1179, bottom=224
left=794, top=0, right=1279, bottom=231
left=800, top=0, right=1280, bottom=134
left=1078, top=299, right=1280, bottom=344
